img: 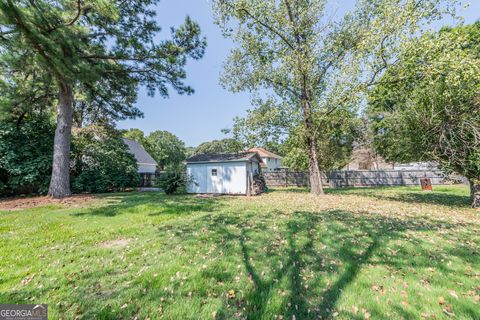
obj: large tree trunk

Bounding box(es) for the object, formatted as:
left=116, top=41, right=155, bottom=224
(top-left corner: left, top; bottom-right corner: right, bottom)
left=470, top=179, right=480, bottom=209
left=48, top=81, right=74, bottom=198
left=302, top=100, right=324, bottom=195
left=306, top=134, right=324, bottom=195
left=284, top=0, right=323, bottom=194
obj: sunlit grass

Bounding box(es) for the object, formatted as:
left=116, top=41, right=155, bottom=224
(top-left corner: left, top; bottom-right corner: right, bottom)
left=0, top=186, right=479, bottom=319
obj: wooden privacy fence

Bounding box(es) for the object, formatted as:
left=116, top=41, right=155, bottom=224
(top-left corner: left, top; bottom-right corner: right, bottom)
left=263, top=170, right=456, bottom=188
left=327, top=170, right=450, bottom=187
left=262, top=171, right=313, bottom=187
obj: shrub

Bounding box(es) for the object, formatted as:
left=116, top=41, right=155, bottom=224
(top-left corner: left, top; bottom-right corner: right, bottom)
left=71, top=126, right=141, bottom=193
left=156, top=171, right=190, bottom=195
left=0, top=117, right=54, bottom=196
left=0, top=120, right=141, bottom=196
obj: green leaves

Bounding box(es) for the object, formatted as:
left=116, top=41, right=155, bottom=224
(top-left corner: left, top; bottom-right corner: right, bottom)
left=144, top=130, right=186, bottom=171
left=214, top=0, right=456, bottom=173
left=193, top=138, right=244, bottom=155
left=0, top=0, right=207, bottom=125
left=369, top=22, right=480, bottom=201
left=0, top=116, right=54, bottom=195
left=156, top=171, right=190, bottom=195
left=71, top=125, right=141, bottom=193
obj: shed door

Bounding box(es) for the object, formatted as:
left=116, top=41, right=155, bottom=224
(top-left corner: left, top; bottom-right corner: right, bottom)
left=207, top=165, right=223, bottom=193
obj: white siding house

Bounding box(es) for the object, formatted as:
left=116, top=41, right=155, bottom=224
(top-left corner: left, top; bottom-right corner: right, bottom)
left=246, top=148, right=283, bottom=171
left=122, top=138, right=158, bottom=173
left=186, top=153, right=263, bottom=195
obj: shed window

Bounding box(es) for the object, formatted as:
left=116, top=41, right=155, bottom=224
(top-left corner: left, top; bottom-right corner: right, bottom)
left=211, top=169, right=218, bottom=176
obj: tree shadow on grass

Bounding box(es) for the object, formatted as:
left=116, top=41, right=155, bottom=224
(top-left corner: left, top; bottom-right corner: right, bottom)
left=267, top=187, right=309, bottom=193
left=326, top=186, right=471, bottom=208
left=390, top=191, right=470, bottom=207
left=72, top=193, right=224, bottom=217
left=235, top=211, right=385, bottom=319
left=167, top=209, right=476, bottom=319
left=2, top=203, right=477, bottom=319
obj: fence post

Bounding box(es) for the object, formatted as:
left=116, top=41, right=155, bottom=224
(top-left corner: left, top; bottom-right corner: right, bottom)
left=285, top=169, right=288, bottom=187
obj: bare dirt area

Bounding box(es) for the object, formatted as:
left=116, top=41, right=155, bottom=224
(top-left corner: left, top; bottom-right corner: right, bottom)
left=0, top=194, right=97, bottom=211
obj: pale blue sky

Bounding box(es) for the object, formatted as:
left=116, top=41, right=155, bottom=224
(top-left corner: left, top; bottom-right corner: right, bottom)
left=116, top=0, right=480, bottom=147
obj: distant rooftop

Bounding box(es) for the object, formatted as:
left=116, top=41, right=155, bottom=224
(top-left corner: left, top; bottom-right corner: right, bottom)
left=186, top=152, right=261, bottom=163
left=246, top=147, right=282, bottom=159
left=122, top=138, right=157, bottom=165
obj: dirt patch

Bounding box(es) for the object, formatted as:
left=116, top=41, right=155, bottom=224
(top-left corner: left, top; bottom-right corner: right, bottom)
left=0, top=194, right=97, bottom=211
left=99, top=238, right=130, bottom=249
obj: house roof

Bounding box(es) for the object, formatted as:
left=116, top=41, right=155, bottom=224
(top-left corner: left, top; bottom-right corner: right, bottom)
left=122, top=138, right=158, bottom=166
left=246, top=147, right=283, bottom=159
left=186, top=152, right=262, bottom=164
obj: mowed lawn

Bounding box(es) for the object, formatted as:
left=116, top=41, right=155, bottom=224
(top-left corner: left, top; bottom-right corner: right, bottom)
left=0, top=186, right=479, bottom=319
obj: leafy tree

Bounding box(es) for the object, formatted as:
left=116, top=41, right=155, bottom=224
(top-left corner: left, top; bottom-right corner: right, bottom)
left=122, top=128, right=147, bottom=147
left=185, top=146, right=196, bottom=158
left=0, top=0, right=206, bottom=197
left=369, top=22, right=480, bottom=208
left=145, top=130, right=186, bottom=170
left=0, top=51, right=56, bottom=125
left=282, top=110, right=358, bottom=171
left=213, top=0, right=456, bottom=194
left=230, top=98, right=293, bottom=154
left=0, top=116, right=54, bottom=195
left=71, top=125, right=140, bottom=193
left=193, top=138, right=243, bottom=155
left=0, top=114, right=140, bottom=195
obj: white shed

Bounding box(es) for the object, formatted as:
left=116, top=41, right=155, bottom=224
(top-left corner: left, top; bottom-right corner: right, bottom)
left=186, top=152, right=263, bottom=195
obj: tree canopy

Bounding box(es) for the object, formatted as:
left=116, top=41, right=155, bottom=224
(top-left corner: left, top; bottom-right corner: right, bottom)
left=122, top=128, right=147, bottom=146
left=213, top=0, right=457, bottom=194
left=145, top=130, right=186, bottom=170
left=0, top=0, right=206, bottom=197
left=193, top=138, right=244, bottom=155
left=72, top=125, right=140, bottom=193
left=369, top=22, right=480, bottom=207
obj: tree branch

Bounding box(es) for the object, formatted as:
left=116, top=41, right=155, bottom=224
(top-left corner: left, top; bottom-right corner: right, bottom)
left=223, top=1, right=295, bottom=51
left=66, top=0, right=82, bottom=26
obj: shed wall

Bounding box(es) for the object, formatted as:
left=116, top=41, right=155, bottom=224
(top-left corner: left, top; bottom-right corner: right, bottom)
left=187, top=162, right=247, bottom=194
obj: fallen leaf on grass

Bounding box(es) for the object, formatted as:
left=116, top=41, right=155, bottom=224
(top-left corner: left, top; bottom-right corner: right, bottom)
left=21, top=274, right=34, bottom=286
left=361, top=308, right=371, bottom=320
left=346, top=306, right=354, bottom=314
left=448, top=290, right=458, bottom=299
left=371, top=284, right=386, bottom=294
left=442, top=305, right=455, bottom=317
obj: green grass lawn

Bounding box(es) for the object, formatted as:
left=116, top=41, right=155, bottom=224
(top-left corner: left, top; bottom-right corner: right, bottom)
left=1, top=186, right=479, bottom=319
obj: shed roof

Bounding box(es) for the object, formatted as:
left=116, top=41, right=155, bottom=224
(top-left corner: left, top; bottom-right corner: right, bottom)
left=122, top=138, right=158, bottom=165
left=246, top=147, right=282, bottom=159
left=186, top=152, right=262, bottom=164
